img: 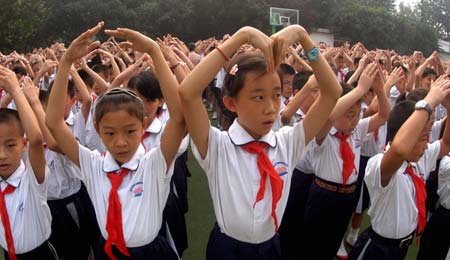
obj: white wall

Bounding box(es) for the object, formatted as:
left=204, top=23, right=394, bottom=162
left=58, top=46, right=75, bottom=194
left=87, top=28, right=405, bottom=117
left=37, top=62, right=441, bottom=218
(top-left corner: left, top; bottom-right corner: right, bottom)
left=310, top=31, right=334, bottom=47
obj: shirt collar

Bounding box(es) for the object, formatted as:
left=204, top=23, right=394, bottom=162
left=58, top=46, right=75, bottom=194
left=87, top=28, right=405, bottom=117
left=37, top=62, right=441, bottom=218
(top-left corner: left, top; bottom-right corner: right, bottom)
left=296, top=108, right=305, bottom=118
left=102, top=144, right=145, bottom=173
left=162, top=102, right=167, bottom=110
left=1, top=160, right=25, bottom=188
left=227, top=119, right=277, bottom=148
left=145, top=118, right=163, bottom=134
left=65, top=111, right=75, bottom=126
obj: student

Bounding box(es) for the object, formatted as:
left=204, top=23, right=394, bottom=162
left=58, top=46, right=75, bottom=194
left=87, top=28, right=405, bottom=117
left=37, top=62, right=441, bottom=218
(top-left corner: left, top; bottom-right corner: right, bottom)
left=0, top=66, right=55, bottom=259
left=417, top=144, right=450, bottom=260
left=301, top=63, right=390, bottom=260
left=21, top=77, right=99, bottom=260
left=128, top=70, right=189, bottom=257
left=277, top=63, right=296, bottom=106
left=348, top=76, right=450, bottom=260
left=46, top=23, right=186, bottom=259
left=179, top=25, right=342, bottom=259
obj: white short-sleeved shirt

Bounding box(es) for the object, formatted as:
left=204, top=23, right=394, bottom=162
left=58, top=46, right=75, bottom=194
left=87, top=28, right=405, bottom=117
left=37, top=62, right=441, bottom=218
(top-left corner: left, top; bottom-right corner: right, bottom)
left=46, top=111, right=84, bottom=199
left=337, top=68, right=349, bottom=83
left=0, top=161, right=52, bottom=253
left=273, top=107, right=303, bottom=132
left=77, top=144, right=174, bottom=247
left=191, top=119, right=307, bottom=243
left=215, top=68, right=226, bottom=90
left=141, top=118, right=163, bottom=151
left=158, top=103, right=170, bottom=125
left=84, top=101, right=106, bottom=153
left=437, top=155, right=450, bottom=210
left=361, top=123, right=387, bottom=157
left=295, top=142, right=315, bottom=174
left=365, top=141, right=441, bottom=239
left=312, top=117, right=370, bottom=184
left=430, top=119, right=444, bottom=143
left=389, top=86, right=401, bottom=108
left=435, top=104, right=447, bottom=121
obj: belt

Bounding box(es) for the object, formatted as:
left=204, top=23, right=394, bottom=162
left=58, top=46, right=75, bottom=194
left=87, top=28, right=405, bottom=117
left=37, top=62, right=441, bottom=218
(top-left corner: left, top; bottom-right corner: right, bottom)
left=314, top=177, right=356, bottom=194
left=370, top=228, right=414, bottom=249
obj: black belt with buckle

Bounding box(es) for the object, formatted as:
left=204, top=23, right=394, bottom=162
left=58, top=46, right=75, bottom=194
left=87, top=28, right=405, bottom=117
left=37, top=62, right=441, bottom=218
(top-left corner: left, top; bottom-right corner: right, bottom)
left=370, top=228, right=414, bottom=249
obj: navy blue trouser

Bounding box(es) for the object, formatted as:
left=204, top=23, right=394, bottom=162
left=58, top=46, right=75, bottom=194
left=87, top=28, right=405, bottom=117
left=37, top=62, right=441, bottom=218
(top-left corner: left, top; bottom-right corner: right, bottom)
left=278, top=169, right=314, bottom=260
left=417, top=206, right=450, bottom=260
left=4, top=241, right=57, bottom=260
left=206, top=223, right=281, bottom=260
left=301, top=178, right=356, bottom=260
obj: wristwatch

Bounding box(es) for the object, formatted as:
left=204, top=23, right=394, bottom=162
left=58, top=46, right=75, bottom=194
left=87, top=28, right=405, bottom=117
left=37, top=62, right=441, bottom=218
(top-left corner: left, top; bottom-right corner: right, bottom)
left=306, top=47, right=320, bottom=62
left=415, top=100, right=433, bottom=119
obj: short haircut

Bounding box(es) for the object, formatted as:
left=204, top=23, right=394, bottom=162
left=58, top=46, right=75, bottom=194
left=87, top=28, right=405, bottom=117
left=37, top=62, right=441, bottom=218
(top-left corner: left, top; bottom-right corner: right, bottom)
left=0, top=108, right=24, bottom=136
left=189, top=43, right=196, bottom=52
left=92, top=64, right=109, bottom=76
left=77, top=69, right=94, bottom=88
left=223, top=52, right=278, bottom=98
left=13, top=66, right=27, bottom=76
left=292, top=71, right=313, bottom=92
left=396, top=88, right=428, bottom=103
left=387, top=100, right=415, bottom=142
left=422, top=67, right=437, bottom=79
left=94, top=88, right=145, bottom=125
left=47, top=78, right=75, bottom=98
left=277, top=63, right=296, bottom=77
left=128, top=70, right=163, bottom=115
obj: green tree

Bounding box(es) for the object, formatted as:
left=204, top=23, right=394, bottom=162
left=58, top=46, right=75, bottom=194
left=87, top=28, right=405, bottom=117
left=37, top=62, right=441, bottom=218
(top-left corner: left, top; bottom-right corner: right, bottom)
left=0, top=0, right=46, bottom=53
left=418, top=0, right=450, bottom=40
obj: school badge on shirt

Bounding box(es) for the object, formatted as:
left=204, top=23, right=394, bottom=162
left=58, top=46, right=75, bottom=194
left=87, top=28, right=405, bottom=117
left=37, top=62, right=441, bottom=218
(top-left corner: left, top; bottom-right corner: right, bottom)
left=130, top=182, right=144, bottom=197
left=274, top=162, right=289, bottom=177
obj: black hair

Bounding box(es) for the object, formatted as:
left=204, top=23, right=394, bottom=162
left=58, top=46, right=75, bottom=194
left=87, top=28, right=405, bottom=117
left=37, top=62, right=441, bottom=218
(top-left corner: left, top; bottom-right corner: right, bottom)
left=92, top=64, right=109, bottom=77
left=277, top=63, right=296, bottom=77
left=387, top=100, right=415, bottom=142
left=39, top=89, right=49, bottom=105
left=12, top=66, right=27, bottom=76
left=422, top=67, right=437, bottom=79
left=0, top=108, right=24, bottom=136
left=345, top=70, right=358, bottom=87
left=341, top=83, right=354, bottom=97
left=223, top=52, right=278, bottom=98
left=47, top=78, right=75, bottom=98
left=77, top=69, right=94, bottom=88
left=189, top=43, right=196, bottom=52
left=95, top=88, right=145, bottom=125
left=128, top=70, right=163, bottom=115
left=292, top=71, right=313, bottom=92
left=396, top=88, right=428, bottom=103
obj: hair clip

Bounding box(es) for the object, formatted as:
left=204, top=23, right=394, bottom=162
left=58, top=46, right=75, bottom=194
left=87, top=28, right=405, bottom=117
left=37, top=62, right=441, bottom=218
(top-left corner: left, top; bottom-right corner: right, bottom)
left=229, top=64, right=239, bottom=76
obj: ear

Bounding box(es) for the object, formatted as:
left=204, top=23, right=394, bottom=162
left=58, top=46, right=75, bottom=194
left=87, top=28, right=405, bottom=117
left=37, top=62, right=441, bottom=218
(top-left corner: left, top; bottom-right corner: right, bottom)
left=21, top=137, right=28, bottom=153
left=223, top=96, right=237, bottom=113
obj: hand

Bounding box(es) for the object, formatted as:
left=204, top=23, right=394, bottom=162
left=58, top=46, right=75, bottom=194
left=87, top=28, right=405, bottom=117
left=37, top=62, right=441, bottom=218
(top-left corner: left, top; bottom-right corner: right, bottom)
left=105, top=28, right=157, bottom=54
left=425, top=76, right=450, bottom=108
left=21, top=76, right=39, bottom=102
left=63, top=22, right=104, bottom=63
left=357, top=63, right=378, bottom=91
left=358, top=54, right=369, bottom=70
left=385, top=67, right=405, bottom=88
left=237, top=27, right=274, bottom=71
left=0, top=66, right=20, bottom=94
left=40, top=60, right=58, bottom=74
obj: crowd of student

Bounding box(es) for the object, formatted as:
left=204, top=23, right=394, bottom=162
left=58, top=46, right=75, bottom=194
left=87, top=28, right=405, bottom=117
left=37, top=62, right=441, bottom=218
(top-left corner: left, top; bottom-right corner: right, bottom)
left=0, top=21, right=449, bottom=260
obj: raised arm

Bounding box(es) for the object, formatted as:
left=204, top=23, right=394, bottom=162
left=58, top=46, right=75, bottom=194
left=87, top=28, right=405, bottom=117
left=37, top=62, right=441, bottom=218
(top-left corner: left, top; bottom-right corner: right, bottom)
left=381, top=77, right=450, bottom=186
left=280, top=75, right=316, bottom=125
left=272, top=25, right=342, bottom=144
left=46, top=22, right=104, bottom=167
left=70, top=66, right=92, bottom=121
left=0, top=67, right=45, bottom=183
left=105, top=28, right=186, bottom=169
left=314, top=63, right=377, bottom=143
left=367, top=67, right=390, bottom=133
left=178, top=26, right=274, bottom=158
